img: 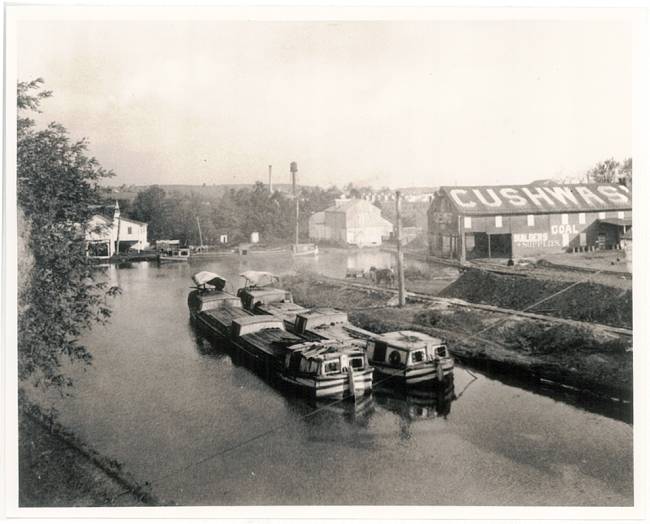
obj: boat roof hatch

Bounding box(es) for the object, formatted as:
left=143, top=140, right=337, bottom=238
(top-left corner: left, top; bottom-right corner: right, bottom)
left=192, top=271, right=227, bottom=290
left=377, top=331, right=444, bottom=350
left=240, top=271, right=278, bottom=287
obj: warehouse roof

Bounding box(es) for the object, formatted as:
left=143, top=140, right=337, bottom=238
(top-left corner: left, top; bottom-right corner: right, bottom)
left=437, top=183, right=631, bottom=216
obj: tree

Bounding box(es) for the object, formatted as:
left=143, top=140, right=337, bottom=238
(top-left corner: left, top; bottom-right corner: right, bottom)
left=17, top=79, right=119, bottom=392
left=130, top=185, right=170, bottom=241
left=587, top=158, right=620, bottom=183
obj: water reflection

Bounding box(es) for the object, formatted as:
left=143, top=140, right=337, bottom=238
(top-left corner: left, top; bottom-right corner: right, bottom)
left=374, top=376, right=456, bottom=422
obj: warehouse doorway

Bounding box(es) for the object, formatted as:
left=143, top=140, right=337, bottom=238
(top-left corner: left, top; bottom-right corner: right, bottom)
left=471, top=233, right=512, bottom=259
left=489, top=234, right=512, bottom=258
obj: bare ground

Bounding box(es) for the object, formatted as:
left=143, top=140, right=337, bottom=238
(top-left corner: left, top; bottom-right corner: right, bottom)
left=281, top=274, right=633, bottom=400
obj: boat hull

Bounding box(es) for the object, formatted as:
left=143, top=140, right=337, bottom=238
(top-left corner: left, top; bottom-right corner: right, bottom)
left=280, top=369, right=373, bottom=399
left=231, top=338, right=373, bottom=399
left=372, top=359, right=454, bottom=388
left=159, top=255, right=190, bottom=263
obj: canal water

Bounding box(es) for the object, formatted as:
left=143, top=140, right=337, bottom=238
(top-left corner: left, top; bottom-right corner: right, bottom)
left=31, top=250, right=633, bottom=506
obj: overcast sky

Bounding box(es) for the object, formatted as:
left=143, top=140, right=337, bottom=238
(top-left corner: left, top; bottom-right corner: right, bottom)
left=17, top=17, right=639, bottom=189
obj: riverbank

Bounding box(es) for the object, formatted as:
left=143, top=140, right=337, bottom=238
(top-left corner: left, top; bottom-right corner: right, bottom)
left=19, top=396, right=163, bottom=507
left=441, top=268, right=632, bottom=329
left=281, top=274, right=633, bottom=401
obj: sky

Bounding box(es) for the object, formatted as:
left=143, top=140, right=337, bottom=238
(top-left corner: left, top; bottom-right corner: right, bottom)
left=16, top=15, right=640, bottom=189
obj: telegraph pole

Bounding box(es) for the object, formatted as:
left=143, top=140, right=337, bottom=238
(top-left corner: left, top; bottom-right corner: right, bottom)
left=395, top=191, right=406, bottom=307
left=290, top=161, right=299, bottom=247
left=268, top=165, right=273, bottom=193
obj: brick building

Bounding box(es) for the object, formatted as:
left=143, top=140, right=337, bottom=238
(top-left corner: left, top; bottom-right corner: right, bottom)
left=427, top=183, right=631, bottom=261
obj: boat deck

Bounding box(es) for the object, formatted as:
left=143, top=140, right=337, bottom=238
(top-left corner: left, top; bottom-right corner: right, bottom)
left=240, top=328, right=303, bottom=359
left=298, top=322, right=375, bottom=343
left=258, top=302, right=310, bottom=322
left=202, top=304, right=252, bottom=331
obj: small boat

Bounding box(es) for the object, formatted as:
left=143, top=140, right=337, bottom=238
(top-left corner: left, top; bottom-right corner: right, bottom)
left=292, top=308, right=375, bottom=343
left=366, top=331, right=454, bottom=387
left=159, top=247, right=191, bottom=263
left=230, top=316, right=373, bottom=399
left=292, top=243, right=319, bottom=256
left=188, top=271, right=252, bottom=338
left=238, top=271, right=309, bottom=329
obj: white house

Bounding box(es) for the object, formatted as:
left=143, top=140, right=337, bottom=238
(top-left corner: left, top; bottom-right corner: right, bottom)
left=86, top=202, right=149, bottom=258
left=308, top=198, right=393, bottom=247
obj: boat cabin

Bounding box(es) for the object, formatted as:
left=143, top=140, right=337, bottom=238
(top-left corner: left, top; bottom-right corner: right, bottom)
left=293, top=308, right=374, bottom=342
left=238, top=271, right=295, bottom=311
left=188, top=272, right=240, bottom=313
left=367, top=331, right=449, bottom=369
left=260, top=302, right=310, bottom=322
left=284, top=341, right=369, bottom=378
left=230, top=315, right=287, bottom=337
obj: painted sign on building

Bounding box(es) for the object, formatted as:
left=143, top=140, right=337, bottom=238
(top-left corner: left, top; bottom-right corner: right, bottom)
left=441, top=184, right=630, bottom=215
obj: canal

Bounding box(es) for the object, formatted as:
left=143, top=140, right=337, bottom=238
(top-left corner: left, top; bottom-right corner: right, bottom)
left=29, top=249, right=633, bottom=506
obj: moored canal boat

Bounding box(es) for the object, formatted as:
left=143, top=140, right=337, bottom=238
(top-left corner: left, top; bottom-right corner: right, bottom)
left=366, top=331, right=454, bottom=387
left=188, top=271, right=253, bottom=339
left=159, top=247, right=191, bottom=263
left=292, top=243, right=319, bottom=256
left=238, top=271, right=309, bottom=329
left=230, top=316, right=374, bottom=399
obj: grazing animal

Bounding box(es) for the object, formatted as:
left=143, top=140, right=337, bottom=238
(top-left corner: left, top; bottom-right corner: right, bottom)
left=375, top=268, right=395, bottom=287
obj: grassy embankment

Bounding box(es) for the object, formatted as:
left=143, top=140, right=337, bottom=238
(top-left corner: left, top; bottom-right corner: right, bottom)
left=281, top=271, right=632, bottom=400
left=19, top=394, right=163, bottom=507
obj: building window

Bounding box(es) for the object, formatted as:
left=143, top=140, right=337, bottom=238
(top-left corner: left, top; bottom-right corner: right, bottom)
left=578, top=213, right=585, bottom=225
left=618, top=211, right=625, bottom=219
left=598, top=212, right=606, bottom=219
left=561, top=214, right=569, bottom=225
left=127, top=226, right=132, bottom=234
left=464, top=216, right=472, bottom=229
left=495, top=216, right=502, bottom=228
left=527, top=215, right=535, bottom=227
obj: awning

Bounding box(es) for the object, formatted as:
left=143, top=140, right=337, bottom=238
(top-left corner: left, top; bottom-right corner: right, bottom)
left=192, top=271, right=227, bottom=289
left=598, top=218, right=632, bottom=227
left=240, top=271, right=278, bottom=287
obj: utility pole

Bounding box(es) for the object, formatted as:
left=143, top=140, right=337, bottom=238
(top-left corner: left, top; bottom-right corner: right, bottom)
left=395, top=191, right=406, bottom=307
left=459, top=215, right=466, bottom=264
left=268, top=165, right=273, bottom=193
left=291, top=161, right=299, bottom=247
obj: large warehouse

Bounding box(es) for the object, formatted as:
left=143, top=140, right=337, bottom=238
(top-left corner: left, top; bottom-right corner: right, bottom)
left=427, top=183, right=631, bottom=261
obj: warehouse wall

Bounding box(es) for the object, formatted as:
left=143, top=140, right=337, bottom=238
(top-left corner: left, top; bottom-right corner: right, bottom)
left=428, top=191, right=631, bottom=259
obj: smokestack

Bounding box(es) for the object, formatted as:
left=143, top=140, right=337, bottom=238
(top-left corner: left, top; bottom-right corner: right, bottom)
left=268, top=165, right=273, bottom=193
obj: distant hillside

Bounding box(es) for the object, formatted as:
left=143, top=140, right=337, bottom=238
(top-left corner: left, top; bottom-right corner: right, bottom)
left=101, top=183, right=314, bottom=199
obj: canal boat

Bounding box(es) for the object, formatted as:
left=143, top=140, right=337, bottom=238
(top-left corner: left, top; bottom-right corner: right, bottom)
left=238, top=271, right=309, bottom=329
left=292, top=243, right=319, bottom=256
left=187, top=271, right=253, bottom=338
left=366, top=331, right=454, bottom=387
left=230, top=316, right=374, bottom=399
left=292, top=308, right=375, bottom=343
left=159, top=247, right=191, bottom=263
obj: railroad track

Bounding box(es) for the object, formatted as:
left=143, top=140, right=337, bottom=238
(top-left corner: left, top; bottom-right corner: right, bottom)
left=309, top=274, right=633, bottom=339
